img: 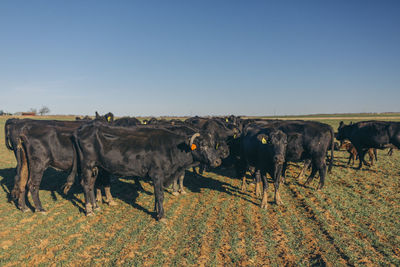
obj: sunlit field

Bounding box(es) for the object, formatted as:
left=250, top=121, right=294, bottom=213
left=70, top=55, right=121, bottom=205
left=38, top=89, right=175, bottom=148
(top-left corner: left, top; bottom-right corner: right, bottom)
left=0, top=115, right=399, bottom=266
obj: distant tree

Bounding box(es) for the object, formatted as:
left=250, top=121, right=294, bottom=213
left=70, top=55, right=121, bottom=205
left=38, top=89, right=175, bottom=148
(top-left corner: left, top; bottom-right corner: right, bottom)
left=39, top=106, right=50, bottom=116
left=29, top=108, right=37, bottom=114
left=0, top=110, right=4, bottom=115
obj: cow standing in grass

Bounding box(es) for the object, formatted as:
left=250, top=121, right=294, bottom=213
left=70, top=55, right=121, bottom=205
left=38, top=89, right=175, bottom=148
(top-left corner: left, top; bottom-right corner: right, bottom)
left=235, top=124, right=287, bottom=208
left=243, top=120, right=334, bottom=190
left=72, top=121, right=223, bottom=220
left=339, top=141, right=377, bottom=166
left=336, top=121, right=400, bottom=169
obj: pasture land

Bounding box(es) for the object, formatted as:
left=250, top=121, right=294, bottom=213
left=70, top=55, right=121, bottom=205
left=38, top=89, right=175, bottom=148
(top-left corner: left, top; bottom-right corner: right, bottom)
left=0, top=116, right=400, bottom=266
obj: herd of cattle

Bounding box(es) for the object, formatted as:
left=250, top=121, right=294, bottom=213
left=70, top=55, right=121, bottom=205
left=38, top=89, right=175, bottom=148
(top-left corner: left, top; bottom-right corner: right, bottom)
left=4, top=113, right=400, bottom=221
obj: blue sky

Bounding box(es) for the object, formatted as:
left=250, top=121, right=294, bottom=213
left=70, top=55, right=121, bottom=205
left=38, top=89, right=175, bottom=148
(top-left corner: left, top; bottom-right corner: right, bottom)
left=0, top=1, right=399, bottom=116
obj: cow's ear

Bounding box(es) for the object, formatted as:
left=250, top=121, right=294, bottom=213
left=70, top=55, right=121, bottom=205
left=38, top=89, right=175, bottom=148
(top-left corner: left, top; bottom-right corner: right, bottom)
left=339, top=121, right=344, bottom=128
left=95, top=111, right=100, bottom=119
left=257, top=134, right=268, bottom=144
left=178, top=142, right=191, bottom=152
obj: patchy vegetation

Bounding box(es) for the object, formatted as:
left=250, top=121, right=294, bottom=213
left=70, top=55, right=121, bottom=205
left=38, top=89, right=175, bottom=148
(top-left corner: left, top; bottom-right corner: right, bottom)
left=0, top=117, right=399, bottom=266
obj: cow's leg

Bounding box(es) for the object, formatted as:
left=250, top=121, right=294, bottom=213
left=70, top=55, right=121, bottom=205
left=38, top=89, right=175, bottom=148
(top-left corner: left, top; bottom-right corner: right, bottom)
left=81, top=168, right=95, bottom=216
left=260, top=172, right=269, bottom=209
left=16, top=149, right=29, bottom=212
left=235, top=160, right=247, bottom=191
left=104, top=186, right=117, bottom=206
left=273, top=165, right=283, bottom=205
left=90, top=186, right=99, bottom=211
left=198, top=164, right=205, bottom=175
left=356, top=149, right=366, bottom=169
left=297, top=159, right=311, bottom=180
left=347, top=151, right=353, bottom=165
left=96, top=188, right=102, bottom=203
left=27, top=168, right=46, bottom=213
left=316, top=158, right=327, bottom=190
left=11, top=155, right=22, bottom=202
left=99, top=172, right=116, bottom=206
left=255, top=170, right=262, bottom=198
left=368, top=149, right=374, bottom=166
left=304, top=164, right=318, bottom=187
left=360, top=149, right=371, bottom=168
left=152, top=177, right=165, bottom=221
left=281, top=162, right=287, bottom=184
left=172, top=176, right=179, bottom=196
left=178, top=173, right=186, bottom=194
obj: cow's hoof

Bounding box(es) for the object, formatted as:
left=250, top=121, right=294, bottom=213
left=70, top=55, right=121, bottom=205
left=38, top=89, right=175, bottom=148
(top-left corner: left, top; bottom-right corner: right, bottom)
left=179, top=190, right=187, bottom=195
left=94, top=206, right=101, bottom=211
left=172, top=191, right=179, bottom=196
left=107, top=200, right=118, bottom=206
left=20, top=207, right=29, bottom=213
left=159, top=218, right=168, bottom=224
left=86, top=211, right=94, bottom=217
left=260, top=203, right=268, bottom=210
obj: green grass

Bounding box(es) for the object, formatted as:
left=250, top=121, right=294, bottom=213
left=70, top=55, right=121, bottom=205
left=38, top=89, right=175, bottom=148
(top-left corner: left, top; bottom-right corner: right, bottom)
left=0, top=115, right=400, bottom=265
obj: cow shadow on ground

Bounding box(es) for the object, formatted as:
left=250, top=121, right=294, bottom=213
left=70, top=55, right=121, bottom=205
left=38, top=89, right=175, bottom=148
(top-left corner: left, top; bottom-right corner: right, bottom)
left=183, top=168, right=270, bottom=206
left=0, top=167, right=86, bottom=213
left=0, top=167, right=16, bottom=196
left=104, top=177, right=155, bottom=218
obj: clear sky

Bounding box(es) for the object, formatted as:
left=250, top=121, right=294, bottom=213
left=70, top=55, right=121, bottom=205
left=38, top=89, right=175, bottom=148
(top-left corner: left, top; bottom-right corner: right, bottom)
left=0, top=1, right=399, bottom=116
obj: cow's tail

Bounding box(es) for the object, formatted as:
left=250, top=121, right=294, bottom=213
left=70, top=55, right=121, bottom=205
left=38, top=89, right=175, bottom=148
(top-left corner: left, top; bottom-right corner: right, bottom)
left=328, top=127, right=334, bottom=173
left=63, top=132, right=80, bottom=194
left=5, top=122, right=14, bottom=151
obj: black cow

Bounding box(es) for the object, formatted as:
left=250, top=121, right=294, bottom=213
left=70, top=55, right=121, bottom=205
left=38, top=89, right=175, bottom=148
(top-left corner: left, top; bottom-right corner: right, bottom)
left=85, top=122, right=229, bottom=197
left=5, top=119, right=85, bottom=206
left=236, top=124, right=287, bottom=208
left=12, top=123, right=82, bottom=212
left=242, top=120, right=334, bottom=190
left=95, top=111, right=114, bottom=122
left=5, top=113, right=114, bottom=211
left=336, top=120, right=400, bottom=169
left=73, top=121, right=223, bottom=220
left=185, top=117, right=240, bottom=174
left=113, top=117, right=142, bottom=126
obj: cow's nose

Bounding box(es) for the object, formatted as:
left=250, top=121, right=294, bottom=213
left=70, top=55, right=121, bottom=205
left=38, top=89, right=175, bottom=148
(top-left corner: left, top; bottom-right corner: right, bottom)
left=214, top=159, right=222, bottom=167
left=274, top=155, right=284, bottom=165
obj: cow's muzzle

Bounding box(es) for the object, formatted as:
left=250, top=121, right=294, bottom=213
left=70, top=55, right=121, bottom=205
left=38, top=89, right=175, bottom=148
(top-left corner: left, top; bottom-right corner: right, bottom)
left=212, top=158, right=222, bottom=167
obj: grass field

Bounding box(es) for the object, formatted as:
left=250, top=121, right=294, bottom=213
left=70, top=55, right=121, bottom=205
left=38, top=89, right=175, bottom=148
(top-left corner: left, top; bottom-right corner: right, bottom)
left=0, top=115, right=400, bottom=266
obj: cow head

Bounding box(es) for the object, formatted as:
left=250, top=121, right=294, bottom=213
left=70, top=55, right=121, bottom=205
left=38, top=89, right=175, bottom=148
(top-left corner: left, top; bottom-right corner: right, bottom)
left=188, top=133, right=222, bottom=168
left=257, top=130, right=287, bottom=165
left=95, top=111, right=114, bottom=123
left=336, top=121, right=351, bottom=143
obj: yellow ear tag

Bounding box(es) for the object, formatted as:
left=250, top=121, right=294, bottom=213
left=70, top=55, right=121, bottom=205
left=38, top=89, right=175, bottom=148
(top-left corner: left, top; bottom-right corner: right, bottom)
left=107, top=116, right=111, bottom=122
left=262, top=137, right=267, bottom=144
left=225, top=118, right=228, bottom=122
left=233, top=134, right=237, bottom=139
left=143, top=121, right=147, bottom=125
left=191, top=144, right=197, bottom=151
